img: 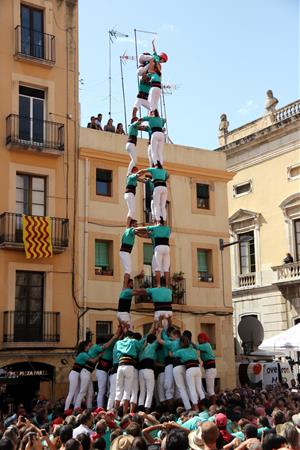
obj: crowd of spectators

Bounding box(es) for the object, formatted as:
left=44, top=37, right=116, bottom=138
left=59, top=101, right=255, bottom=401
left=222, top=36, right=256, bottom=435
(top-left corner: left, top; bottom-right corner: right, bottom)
left=87, top=114, right=125, bottom=136
left=1, top=382, right=300, bottom=450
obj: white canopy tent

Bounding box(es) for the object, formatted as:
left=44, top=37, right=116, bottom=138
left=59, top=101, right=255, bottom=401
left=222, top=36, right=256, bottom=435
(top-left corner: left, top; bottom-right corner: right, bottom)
left=259, top=323, right=300, bottom=352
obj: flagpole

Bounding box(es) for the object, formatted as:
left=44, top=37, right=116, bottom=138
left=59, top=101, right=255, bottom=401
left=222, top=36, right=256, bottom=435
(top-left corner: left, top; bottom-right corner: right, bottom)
left=120, top=56, right=128, bottom=130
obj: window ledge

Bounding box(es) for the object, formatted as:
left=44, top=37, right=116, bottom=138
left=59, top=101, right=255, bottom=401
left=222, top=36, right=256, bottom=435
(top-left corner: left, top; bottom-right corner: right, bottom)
left=14, top=52, right=55, bottom=67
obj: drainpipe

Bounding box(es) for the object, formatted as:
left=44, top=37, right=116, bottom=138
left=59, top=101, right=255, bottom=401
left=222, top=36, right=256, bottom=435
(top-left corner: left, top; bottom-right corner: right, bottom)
left=82, top=157, right=89, bottom=337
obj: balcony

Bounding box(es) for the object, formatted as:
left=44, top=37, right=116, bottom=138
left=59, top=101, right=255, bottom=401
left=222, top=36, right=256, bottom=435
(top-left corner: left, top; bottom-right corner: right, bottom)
left=3, top=311, right=60, bottom=344
left=6, top=114, right=64, bottom=155
left=14, top=25, right=55, bottom=65
left=0, top=213, right=69, bottom=252
left=237, top=273, right=256, bottom=288
left=134, top=275, right=186, bottom=305
left=272, top=262, right=300, bottom=285
left=143, top=200, right=172, bottom=225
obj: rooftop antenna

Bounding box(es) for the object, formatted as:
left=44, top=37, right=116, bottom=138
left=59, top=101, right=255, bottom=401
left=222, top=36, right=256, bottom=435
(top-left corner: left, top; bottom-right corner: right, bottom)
left=108, top=29, right=128, bottom=118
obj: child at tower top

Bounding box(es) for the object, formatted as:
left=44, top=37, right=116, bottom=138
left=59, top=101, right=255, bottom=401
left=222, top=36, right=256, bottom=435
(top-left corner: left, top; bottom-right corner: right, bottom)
left=137, top=40, right=168, bottom=76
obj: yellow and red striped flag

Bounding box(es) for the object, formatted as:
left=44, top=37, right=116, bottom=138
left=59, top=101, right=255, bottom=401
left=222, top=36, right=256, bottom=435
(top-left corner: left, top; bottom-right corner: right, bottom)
left=22, top=215, right=53, bottom=259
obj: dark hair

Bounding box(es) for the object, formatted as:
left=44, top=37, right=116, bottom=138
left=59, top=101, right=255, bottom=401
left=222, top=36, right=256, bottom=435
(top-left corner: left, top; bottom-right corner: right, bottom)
left=59, top=425, right=73, bottom=444
left=273, top=411, right=285, bottom=425
left=92, top=438, right=105, bottom=450
left=117, top=123, right=122, bottom=129
left=153, top=109, right=160, bottom=117
left=0, top=439, right=14, bottom=450
left=76, top=433, right=91, bottom=450
left=165, top=430, right=189, bottom=450
left=65, top=439, right=82, bottom=450
left=125, top=422, right=142, bottom=437
left=243, top=424, right=258, bottom=439
left=262, top=434, right=287, bottom=450
left=132, top=333, right=142, bottom=341
left=96, top=335, right=112, bottom=345
left=167, top=326, right=175, bottom=335
left=147, top=333, right=156, bottom=344
left=182, top=330, right=192, bottom=341
left=131, top=436, right=148, bottom=450
left=172, top=329, right=181, bottom=338
left=259, top=416, right=270, bottom=428
left=179, top=335, right=190, bottom=348
left=80, top=410, right=92, bottom=425
left=110, top=429, right=122, bottom=442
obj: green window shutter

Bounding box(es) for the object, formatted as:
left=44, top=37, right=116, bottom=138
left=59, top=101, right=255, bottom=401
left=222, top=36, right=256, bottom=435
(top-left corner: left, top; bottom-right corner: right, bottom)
left=197, top=250, right=208, bottom=272
left=197, top=183, right=209, bottom=199
left=143, top=243, right=153, bottom=264
left=95, top=240, right=109, bottom=267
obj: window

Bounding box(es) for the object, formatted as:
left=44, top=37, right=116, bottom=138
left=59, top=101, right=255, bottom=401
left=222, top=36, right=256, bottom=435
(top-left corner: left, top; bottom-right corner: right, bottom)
left=143, top=243, right=153, bottom=277
left=95, top=240, right=113, bottom=275
left=294, top=220, right=300, bottom=261
left=19, top=86, right=45, bottom=144
left=233, top=181, right=252, bottom=197
left=197, top=249, right=213, bottom=282
left=21, top=4, right=44, bottom=59
left=14, top=271, right=44, bottom=341
left=196, top=183, right=209, bottom=209
left=96, top=321, right=112, bottom=339
left=241, top=314, right=258, bottom=319
left=96, top=169, right=112, bottom=197
left=144, top=181, right=154, bottom=223
left=200, top=323, right=216, bottom=350
left=288, top=164, right=300, bottom=181
left=239, top=231, right=255, bottom=274
left=16, top=174, right=46, bottom=216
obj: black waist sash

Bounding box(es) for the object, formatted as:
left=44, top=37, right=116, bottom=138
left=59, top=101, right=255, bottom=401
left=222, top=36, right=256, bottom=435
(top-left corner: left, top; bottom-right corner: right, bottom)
left=120, top=243, right=133, bottom=253
left=139, top=358, right=154, bottom=370
left=153, top=180, right=167, bottom=188
left=118, top=297, right=132, bottom=313
left=151, top=127, right=163, bottom=133
left=185, top=360, right=200, bottom=369
left=128, top=135, right=137, bottom=145
left=154, top=301, right=172, bottom=311
left=125, top=185, right=136, bottom=195
left=84, top=361, right=96, bottom=373
left=173, top=357, right=184, bottom=368
left=137, top=91, right=149, bottom=100
left=203, top=360, right=216, bottom=370
left=72, top=363, right=83, bottom=373
left=151, top=81, right=161, bottom=88
left=96, top=358, right=113, bottom=372
left=165, top=356, right=174, bottom=366
left=154, top=237, right=169, bottom=247
left=119, top=356, right=137, bottom=367
left=109, top=363, right=119, bottom=375
left=154, top=364, right=165, bottom=377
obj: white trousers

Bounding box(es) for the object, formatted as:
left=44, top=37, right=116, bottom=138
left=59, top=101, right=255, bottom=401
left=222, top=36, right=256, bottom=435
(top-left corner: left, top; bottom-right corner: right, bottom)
left=150, top=131, right=164, bottom=166
left=138, top=368, right=155, bottom=409
left=124, top=192, right=136, bottom=219
left=153, top=186, right=168, bottom=221
left=130, top=368, right=139, bottom=404
left=156, top=371, right=166, bottom=402
left=164, top=364, right=174, bottom=400
left=186, top=366, right=205, bottom=404
left=205, top=368, right=217, bottom=396
left=154, top=310, right=173, bottom=330
left=148, top=144, right=153, bottom=167
left=173, top=365, right=191, bottom=411
left=116, top=312, right=132, bottom=327
left=126, top=143, right=137, bottom=175
left=96, top=369, right=108, bottom=408
left=107, top=372, right=117, bottom=409
left=149, top=86, right=161, bottom=111
left=115, top=365, right=135, bottom=401
left=74, top=368, right=92, bottom=409
left=65, top=370, right=80, bottom=410
left=154, top=244, right=170, bottom=272
left=119, top=251, right=132, bottom=275
left=133, top=97, right=150, bottom=111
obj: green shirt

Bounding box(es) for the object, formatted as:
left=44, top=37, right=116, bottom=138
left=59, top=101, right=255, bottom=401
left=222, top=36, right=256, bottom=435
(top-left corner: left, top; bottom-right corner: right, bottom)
left=75, top=352, right=90, bottom=366
left=146, top=287, right=172, bottom=303
left=128, top=122, right=139, bottom=137
left=181, top=411, right=209, bottom=430
left=116, top=337, right=140, bottom=359
left=146, top=167, right=168, bottom=182
left=119, top=288, right=133, bottom=301
left=161, top=330, right=180, bottom=352
left=112, top=343, right=119, bottom=365
left=101, top=343, right=114, bottom=362
left=139, top=341, right=158, bottom=361
left=155, top=347, right=165, bottom=364
left=195, top=342, right=215, bottom=362
left=147, top=72, right=161, bottom=83
left=173, top=346, right=199, bottom=363
left=126, top=173, right=138, bottom=188
left=146, top=225, right=171, bottom=239
left=121, top=228, right=135, bottom=246
left=141, top=116, right=166, bottom=130
left=88, top=343, right=104, bottom=358
left=139, top=79, right=151, bottom=94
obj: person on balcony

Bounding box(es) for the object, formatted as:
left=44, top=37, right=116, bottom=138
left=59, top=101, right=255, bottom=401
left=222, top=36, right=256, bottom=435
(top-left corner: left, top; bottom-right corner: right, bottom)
left=193, top=332, right=217, bottom=404
left=117, top=279, right=134, bottom=328
left=283, top=253, right=294, bottom=264
left=119, top=220, right=137, bottom=288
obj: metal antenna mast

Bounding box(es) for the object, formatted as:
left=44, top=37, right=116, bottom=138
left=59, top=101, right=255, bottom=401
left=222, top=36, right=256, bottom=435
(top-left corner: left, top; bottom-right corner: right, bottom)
left=108, top=29, right=128, bottom=118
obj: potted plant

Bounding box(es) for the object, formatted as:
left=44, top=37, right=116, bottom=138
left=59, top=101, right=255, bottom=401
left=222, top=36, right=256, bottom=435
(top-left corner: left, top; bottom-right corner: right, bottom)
left=172, top=271, right=184, bottom=281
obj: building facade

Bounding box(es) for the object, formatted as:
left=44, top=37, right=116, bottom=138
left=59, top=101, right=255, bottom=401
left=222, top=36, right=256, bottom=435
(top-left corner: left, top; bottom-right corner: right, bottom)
left=77, top=128, right=236, bottom=389
left=0, top=0, right=79, bottom=403
left=218, top=100, right=300, bottom=349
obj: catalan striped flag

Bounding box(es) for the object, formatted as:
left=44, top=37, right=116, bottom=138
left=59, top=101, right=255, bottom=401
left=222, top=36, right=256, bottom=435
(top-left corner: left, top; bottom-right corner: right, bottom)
left=22, top=215, right=53, bottom=259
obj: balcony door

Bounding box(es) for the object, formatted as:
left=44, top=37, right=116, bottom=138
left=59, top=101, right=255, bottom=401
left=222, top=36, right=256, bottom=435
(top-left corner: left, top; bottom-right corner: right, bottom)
left=14, top=271, right=44, bottom=342
left=21, top=4, right=44, bottom=59
left=19, top=86, right=45, bottom=145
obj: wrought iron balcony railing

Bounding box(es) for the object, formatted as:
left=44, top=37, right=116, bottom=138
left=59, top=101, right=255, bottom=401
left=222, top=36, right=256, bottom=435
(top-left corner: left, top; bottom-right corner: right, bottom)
left=3, top=311, right=60, bottom=343
left=15, top=25, right=55, bottom=64
left=134, top=275, right=186, bottom=305
left=6, top=114, right=64, bottom=152
left=143, top=200, right=171, bottom=225
left=0, top=213, right=69, bottom=251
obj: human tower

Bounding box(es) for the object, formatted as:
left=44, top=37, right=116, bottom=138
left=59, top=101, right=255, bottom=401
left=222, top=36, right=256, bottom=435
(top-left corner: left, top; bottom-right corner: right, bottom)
left=64, top=42, right=217, bottom=416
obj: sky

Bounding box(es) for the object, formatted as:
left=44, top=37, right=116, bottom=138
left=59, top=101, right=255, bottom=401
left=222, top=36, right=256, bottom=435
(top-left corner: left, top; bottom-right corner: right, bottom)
left=78, top=0, right=299, bottom=150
